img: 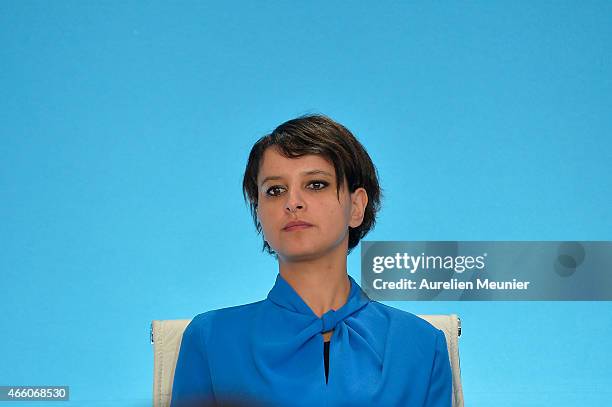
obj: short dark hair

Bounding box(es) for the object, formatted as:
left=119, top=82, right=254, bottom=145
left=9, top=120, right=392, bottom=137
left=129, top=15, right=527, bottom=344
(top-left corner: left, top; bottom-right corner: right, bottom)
left=242, top=114, right=382, bottom=256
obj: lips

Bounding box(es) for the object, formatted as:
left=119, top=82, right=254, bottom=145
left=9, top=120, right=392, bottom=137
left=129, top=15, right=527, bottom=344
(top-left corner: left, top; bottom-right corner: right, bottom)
left=283, top=221, right=313, bottom=231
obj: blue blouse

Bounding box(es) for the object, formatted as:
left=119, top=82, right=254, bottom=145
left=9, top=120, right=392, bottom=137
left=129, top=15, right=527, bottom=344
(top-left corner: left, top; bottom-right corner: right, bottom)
left=171, top=273, right=452, bottom=407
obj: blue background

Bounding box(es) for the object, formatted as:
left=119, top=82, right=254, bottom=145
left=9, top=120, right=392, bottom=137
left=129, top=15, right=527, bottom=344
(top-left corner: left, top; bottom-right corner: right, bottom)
left=1, top=1, right=611, bottom=405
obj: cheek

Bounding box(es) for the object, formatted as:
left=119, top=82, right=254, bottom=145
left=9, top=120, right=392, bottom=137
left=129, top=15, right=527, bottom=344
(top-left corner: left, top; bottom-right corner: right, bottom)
left=322, top=200, right=352, bottom=228
left=256, top=204, right=278, bottom=233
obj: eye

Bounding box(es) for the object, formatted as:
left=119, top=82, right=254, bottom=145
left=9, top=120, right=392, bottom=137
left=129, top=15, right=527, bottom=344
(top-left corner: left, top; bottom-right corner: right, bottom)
left=265, top=185, right=286, bottom=197
left=307, top=180, right=329, bottom=190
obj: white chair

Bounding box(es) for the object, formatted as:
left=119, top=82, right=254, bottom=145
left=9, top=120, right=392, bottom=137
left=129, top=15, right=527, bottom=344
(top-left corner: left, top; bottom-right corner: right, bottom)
left=151, top=315, right=464, bottom=407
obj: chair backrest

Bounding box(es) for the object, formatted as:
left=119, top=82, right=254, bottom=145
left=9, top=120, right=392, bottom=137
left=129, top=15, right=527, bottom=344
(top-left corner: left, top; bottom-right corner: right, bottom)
left=151, top=315, right=464, bottom=407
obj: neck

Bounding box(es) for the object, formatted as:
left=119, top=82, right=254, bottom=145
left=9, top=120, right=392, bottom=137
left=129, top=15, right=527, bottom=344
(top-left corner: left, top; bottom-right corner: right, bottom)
left=278, top=245, right=351, bottom=318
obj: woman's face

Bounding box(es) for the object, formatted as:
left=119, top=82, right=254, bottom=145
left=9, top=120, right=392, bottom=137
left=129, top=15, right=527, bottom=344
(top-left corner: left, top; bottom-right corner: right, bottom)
left=256, top=147, right=367, bottom=263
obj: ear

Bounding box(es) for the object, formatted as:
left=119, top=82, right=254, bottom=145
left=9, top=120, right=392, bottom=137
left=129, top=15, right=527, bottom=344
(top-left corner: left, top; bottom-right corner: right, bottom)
left=348, top=187, right=368, bottom=228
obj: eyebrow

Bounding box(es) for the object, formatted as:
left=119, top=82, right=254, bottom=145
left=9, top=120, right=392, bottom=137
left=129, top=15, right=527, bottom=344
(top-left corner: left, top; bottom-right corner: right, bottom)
left=259, top=170, right=334, bottom=187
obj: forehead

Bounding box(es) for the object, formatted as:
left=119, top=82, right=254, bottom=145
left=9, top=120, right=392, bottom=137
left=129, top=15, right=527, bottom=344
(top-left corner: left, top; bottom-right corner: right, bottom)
left=257, top=147, right=336, bottom=181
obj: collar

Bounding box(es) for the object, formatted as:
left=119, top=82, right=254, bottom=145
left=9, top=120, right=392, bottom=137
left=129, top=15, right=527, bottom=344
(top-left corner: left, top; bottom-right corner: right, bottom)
left=267, top=273, right=371, bottom=333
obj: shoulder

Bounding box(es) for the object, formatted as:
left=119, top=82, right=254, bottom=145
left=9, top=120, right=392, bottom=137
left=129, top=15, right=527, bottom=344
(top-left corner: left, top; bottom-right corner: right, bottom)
left=186, top=300, right=266, bottom=341
left=366, top=301, right=445, bottom=347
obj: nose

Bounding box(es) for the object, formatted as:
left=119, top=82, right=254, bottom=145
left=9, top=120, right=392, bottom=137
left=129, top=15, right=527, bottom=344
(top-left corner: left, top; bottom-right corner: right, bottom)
left=285, top=188, right=305, bottom=213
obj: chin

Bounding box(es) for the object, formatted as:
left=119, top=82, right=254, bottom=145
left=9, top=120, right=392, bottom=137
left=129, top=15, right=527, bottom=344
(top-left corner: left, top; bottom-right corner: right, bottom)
left=276, top=245, right=325, bottom=262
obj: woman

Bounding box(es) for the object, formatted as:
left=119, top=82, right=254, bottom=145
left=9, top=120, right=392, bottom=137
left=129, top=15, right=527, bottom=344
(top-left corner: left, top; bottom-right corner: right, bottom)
left=171, top=114, right=452, bottom=407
